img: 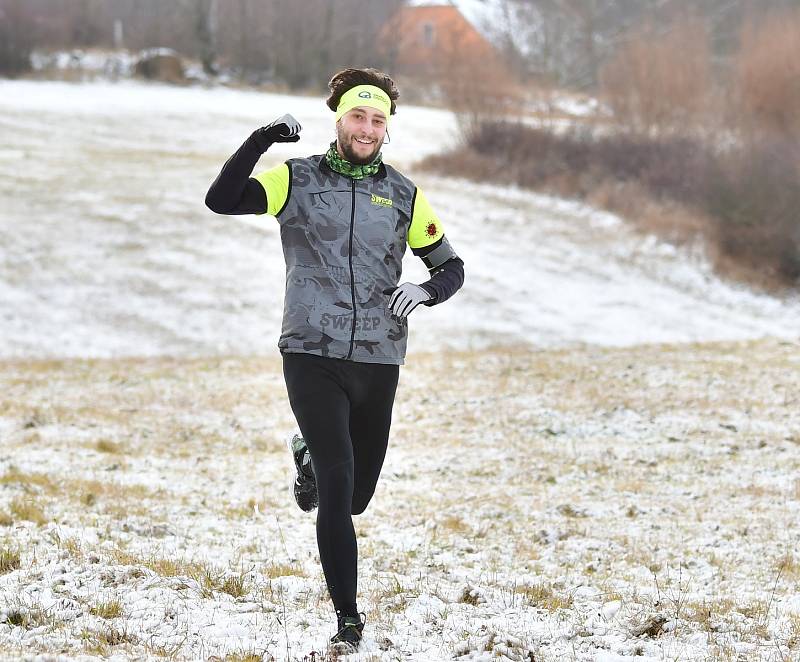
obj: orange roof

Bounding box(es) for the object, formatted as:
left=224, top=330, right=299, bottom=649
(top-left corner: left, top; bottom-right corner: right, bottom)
left=381, top=5, right=498, bottom=70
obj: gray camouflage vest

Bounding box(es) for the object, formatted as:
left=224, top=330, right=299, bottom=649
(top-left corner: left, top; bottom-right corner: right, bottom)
left=276, top=154, right=417, bottom=364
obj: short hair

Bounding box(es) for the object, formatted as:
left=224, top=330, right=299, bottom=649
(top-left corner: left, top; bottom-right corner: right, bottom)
left=326, top=68, right=399, bottom=116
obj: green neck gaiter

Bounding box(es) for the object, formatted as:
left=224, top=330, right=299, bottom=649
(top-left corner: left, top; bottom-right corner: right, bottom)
left=325, top=141, right=382, bottom=179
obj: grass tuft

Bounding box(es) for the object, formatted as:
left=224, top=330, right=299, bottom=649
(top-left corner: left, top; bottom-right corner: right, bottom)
left=262, top=562, right=306, bottom=579
left=219, top=573, right=250, bottom=598
left=95, top=438, right=124, bottom=454
left=516, top=583, right=574, bottom=611
left=90, top=599, right=123, bottom=619
left=222, top=652, right=265, bottom=662
left=0, top=546, right=21, bottom=574
left=776, top=553, right=800, bottom=580
left=458, top=586, right=484, bottom=606
left=9, top=497, right=48, bottom=526
left=0, top=467, right=57, bottom=493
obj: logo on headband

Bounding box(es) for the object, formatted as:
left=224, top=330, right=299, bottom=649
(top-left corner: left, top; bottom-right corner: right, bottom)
left=356, top=89, right=389, bottom=104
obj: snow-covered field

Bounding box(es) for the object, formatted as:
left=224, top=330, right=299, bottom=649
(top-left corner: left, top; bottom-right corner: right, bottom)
left=0, top=341, right=799, bottom=661
left=1, top=79, right=799, bottom=359
left=1, top=80, right=800, bottom=661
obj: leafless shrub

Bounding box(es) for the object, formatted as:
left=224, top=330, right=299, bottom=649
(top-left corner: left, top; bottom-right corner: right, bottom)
left=421, top=121, right=800, bottom=290
left=734, top=10, right=800, bottom=140
left=706, top=137, right=800, bottom=286
left=440, top=54, right=522, bottom=135
left=600, top=14, right=714, bottom=135
left=134, top=50, right=186, bottom=84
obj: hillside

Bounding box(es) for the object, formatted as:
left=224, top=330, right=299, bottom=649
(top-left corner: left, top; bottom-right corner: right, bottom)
left=1, top=79, right=799, bottom=661
left=1, top=79, right=799, bottom=360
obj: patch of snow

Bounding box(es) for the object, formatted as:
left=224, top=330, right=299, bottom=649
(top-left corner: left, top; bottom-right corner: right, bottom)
left=0, top=79, right=798, bottom=364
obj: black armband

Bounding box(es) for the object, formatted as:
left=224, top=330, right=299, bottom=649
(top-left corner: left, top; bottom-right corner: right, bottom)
left=413, top=236, right=458, bottom=269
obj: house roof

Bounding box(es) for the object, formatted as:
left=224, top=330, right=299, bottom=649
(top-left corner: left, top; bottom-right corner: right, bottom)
left=407, top=0, right=537, bottom=57
left=406, top=0, right=506, bottom=44
left=384, top=3, right=500, bottom=65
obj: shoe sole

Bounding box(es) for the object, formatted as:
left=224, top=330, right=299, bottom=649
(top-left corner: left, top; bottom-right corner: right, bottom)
left=285, top=433, right=317, bottom=512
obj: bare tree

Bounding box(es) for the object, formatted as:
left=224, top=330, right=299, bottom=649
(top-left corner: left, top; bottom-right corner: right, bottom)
left=0, top=0, right=38, bottom=74
left=492, top=0, right=800, bottom=89
left=193, top=0, right=218, bottom=74
left=3, top=0, right=403, bottom=87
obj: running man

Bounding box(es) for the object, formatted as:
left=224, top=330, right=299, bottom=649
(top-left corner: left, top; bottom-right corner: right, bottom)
left=205, top=68, right=464, bottom=648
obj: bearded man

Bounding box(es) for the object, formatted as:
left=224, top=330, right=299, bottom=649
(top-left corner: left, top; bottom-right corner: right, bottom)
left=206, top=67, right=464, bottom=649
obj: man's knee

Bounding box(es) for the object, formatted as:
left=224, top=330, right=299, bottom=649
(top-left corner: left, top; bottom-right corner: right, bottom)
left=317, top=459, right=354, bottom=509
left=351, top=490, right=374, bottom=516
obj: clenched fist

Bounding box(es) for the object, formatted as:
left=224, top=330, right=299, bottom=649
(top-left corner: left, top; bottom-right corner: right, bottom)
left=251, top=113, right=302, bottom=152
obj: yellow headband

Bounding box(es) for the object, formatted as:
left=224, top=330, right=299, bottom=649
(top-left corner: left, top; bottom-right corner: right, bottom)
left=335, top=85, right=392, bottom=123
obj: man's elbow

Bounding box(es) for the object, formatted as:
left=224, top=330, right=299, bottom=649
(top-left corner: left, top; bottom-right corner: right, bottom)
left=450, top=257, right=465, bottom=289
left=205, top=190, right=230, bottom=214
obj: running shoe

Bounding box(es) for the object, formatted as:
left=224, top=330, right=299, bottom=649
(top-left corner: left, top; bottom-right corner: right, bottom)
left=287, top=433, right=317, bottom=512
left=330, top=612, right=365, bottom=647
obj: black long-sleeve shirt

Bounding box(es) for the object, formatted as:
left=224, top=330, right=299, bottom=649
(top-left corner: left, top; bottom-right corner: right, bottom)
left=206, top=136, right=464, bottom=305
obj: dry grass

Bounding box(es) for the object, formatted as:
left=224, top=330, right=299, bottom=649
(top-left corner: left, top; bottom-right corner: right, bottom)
left=222, top=495, right=280, bottom=519
left=79, top=623, right=139, bottom=656
left=685, top=598, right=737, bottom=631
left=788, top=613, right=800, bottom=649
left=0, top=466, right=155, bottom=520
left=515, top=583, right=574, bottom=612
left=109, top=548, right=201, bottom=578
left=5, top=600, right=63, bottom=632
left=437, top=515, right=471, bottom=535
left=0, top=466, right=57, bottom=492
left=9, top=497, right=48, bottom=526
left=0, top=341, right=797, bottom=659
left=89, top=599, right=124, bottom=619
left=219, top=574, right=250, bottom=598
left=94, top=438, right=124, bottom=454
left=369, top=586, right=417, bottom=619
left=0, top=546, right=21, bottom=574
left=261, top=562, right=306, bottom=580
left=106, top=548, right=256, bottom=599
left=776, top=554, right=800, bottom=580
left=219, top=653, right=264, bottom=662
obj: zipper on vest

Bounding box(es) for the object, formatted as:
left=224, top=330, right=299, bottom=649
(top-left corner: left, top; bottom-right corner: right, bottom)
left=345, top=179, right=357, bottom=360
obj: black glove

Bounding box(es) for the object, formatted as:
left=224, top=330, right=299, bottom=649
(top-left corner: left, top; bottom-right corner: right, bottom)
left=250, top=113, right=302, bottom=152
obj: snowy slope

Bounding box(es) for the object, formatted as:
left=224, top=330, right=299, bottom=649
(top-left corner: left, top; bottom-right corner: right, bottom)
left=1, top=79, right=799, bottom=360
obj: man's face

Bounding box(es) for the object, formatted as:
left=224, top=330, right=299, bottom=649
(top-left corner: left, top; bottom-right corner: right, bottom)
left=336, top=106, right=387, bottom=165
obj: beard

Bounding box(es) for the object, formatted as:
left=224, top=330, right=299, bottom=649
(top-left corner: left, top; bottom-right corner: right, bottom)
left=336, top=123, right=384, bottom=165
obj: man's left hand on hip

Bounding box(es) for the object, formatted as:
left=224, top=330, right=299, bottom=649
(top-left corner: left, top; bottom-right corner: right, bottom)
left=384, top=283, right=432, bottom=318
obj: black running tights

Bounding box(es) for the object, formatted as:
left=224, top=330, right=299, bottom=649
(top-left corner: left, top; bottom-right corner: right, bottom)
left=282, top=352, right=400, bottom=618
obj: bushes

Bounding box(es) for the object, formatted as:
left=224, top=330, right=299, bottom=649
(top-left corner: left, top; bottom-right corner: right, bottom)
left=599, top=15, right=713, bottom=134
left=421, top=7, right=800, bottom=291
left=465, top=124, right=716, bottom=205
left=707, top=138, right=800, bottom=284
left=735, top=10, right=800, bottom=139
left=421, top=121, right=800, bottom=289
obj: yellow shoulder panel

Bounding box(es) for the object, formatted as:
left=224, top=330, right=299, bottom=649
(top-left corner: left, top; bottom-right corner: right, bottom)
left=253, top=163, right=290, bottom=216
left=408, top=187, right=444, bottom=248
